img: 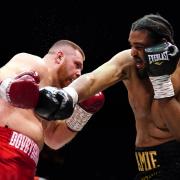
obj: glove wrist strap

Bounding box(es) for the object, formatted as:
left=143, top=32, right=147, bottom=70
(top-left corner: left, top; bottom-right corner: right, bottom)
left=149, top=75, right=175, bottom=99
left=65, top=104, right=92, bottom=131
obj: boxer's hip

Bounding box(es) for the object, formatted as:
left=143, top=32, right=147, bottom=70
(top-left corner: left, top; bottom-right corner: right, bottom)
left=135, top=140, right=180, bottom=179
left=0, top=126, right=40, bottom=180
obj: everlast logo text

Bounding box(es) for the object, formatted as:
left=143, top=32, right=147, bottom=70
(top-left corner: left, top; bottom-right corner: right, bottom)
left=135, top=151, right=160, bottom=171
left=148, top=51, right=169, bottom=64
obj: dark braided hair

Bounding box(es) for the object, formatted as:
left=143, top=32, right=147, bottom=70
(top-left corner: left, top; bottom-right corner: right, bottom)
left=131, top=14, right=174, bottom=44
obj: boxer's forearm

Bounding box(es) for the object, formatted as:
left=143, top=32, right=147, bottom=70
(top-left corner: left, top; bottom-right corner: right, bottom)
left=69, top=60, right=122, bottom=102
left=69, top=73, right=97, bottom=102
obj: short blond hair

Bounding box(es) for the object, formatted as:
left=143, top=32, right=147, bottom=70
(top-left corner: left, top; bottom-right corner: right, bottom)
left=48, top=40, right=85, bottom=61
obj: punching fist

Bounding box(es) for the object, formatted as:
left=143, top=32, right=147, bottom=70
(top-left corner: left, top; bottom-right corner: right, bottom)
left=0, top=71, right=40, bottom=108
left=66, top=92, right=105, bottom=131
left=35, top=86, right=77, bottom=120
left=144, top=42, right=179, bottom=99
left=144, top=42, right=179, bottom=76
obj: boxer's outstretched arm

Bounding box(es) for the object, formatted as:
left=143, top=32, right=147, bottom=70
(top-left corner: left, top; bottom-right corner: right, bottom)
left=35, top=50, right=133, bottom=120
left=68, top=49, right=133, bottom=102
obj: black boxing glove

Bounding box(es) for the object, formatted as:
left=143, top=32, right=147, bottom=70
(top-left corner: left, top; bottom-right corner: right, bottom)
left=0, top=71, right=40, bottom=108
left=35, top=86, right=78, bottom=120
left=144, top=42, right=179, bottom=99
left=144, top=42, right=179, bottom=76
left=66, top=92, right=105, bottom=131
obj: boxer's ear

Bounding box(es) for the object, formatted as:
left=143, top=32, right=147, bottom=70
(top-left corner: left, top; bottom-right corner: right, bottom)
left=56, top=51, right=64, bottom=64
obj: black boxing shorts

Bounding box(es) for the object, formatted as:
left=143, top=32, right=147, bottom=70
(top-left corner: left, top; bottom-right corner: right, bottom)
left=0, top=126, right=40, bottom=180
left=134, top=140, right=180, bottom=180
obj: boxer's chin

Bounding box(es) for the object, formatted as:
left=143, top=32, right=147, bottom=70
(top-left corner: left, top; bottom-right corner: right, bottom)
left=135, top=61, right=149, bottom=79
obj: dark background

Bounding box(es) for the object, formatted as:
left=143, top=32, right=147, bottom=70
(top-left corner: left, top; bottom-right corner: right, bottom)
left=0, top=2, right=179, bottom=180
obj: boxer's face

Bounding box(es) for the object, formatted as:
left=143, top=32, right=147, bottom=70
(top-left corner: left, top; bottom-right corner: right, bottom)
left=128, top=30, right=154, bottom=79
left=57, top=47, right=84, bottom=87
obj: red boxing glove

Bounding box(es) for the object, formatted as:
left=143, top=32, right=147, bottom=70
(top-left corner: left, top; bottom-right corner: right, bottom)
left=79, top=91, right=105, bottom=113
left=0, top=71, right=40, bottom=108
left=66, top=92, right=105, bottom=131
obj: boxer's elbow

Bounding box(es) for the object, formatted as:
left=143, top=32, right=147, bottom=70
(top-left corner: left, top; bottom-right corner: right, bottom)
left=47, top=134, right=77, bottom=150
left=46, top=141, right=66, bottom=150
left=44, top=123, right=78, bottom=150
left=45, top=137, right=67, bottom=150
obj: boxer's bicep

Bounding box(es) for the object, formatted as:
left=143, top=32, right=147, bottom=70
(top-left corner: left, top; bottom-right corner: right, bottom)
left=90, top=50, right=132, bottom=92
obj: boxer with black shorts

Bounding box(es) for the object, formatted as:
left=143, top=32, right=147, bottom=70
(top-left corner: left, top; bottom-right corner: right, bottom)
left=54, top=14, right=180, bottom=179
left=0, top=40, right=105, bottom=180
